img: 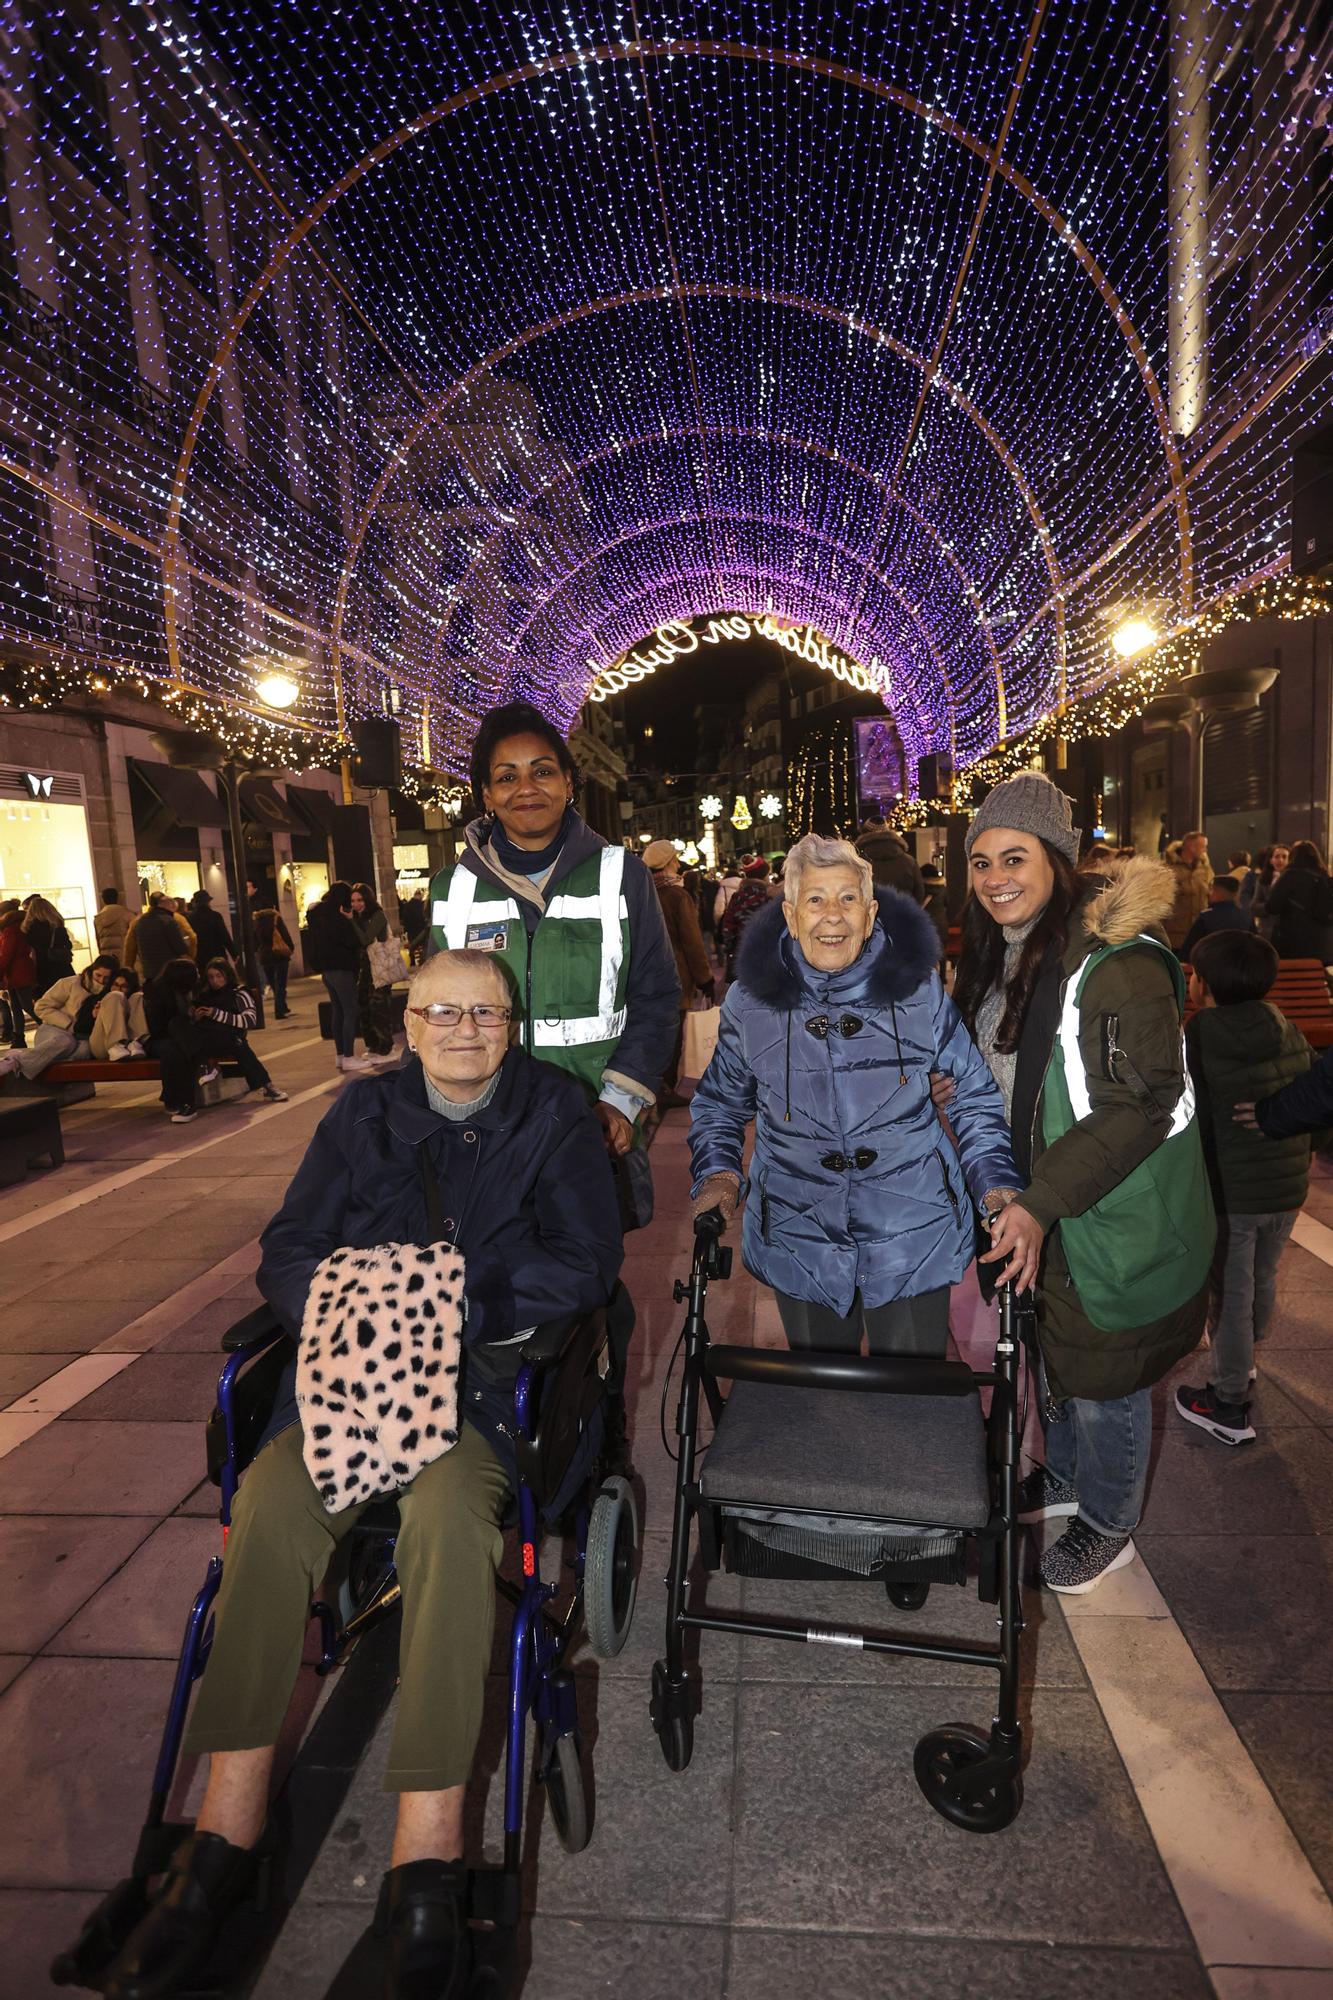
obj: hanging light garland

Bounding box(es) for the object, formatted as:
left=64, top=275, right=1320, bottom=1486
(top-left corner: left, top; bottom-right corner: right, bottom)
left=0, top=3, right=1325, bottom=787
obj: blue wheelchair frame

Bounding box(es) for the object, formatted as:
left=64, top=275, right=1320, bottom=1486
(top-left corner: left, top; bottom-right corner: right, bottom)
left=53, top=1301, right=629, bottom=1988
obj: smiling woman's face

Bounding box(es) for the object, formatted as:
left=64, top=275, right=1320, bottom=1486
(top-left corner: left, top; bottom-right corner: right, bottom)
left=482, top=732, right=573, bottom=851
left=783, top=865, right=876, bottom=973
left=968, top=826, right=1056, bottom=928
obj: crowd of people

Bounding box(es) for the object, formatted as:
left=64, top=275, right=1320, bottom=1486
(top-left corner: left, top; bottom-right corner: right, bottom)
left=28, top=701, right=1333, bottom=2000
left=0, top=886, right=288, bottom=1122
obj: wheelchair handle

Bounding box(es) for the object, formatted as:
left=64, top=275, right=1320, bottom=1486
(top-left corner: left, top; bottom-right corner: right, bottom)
left=694, top=1205, right=725, bottom=1241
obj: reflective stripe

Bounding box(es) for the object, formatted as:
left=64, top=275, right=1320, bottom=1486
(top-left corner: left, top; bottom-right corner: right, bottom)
left=1058, top=934, right=1195, bottom=1137
left=532, top=1006, right=628, bottom=1048
left=596, top=846, right=626, bottom=1031
left=544, top=893, right=630, bottom=920
left=435, top=869, right=520, bottom=949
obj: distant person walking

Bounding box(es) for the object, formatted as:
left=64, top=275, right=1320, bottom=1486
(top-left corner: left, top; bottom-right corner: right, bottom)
left=349, top=882, right=395, bottom=1057
left=644, top=839, right=714, bottom=1108
left=306, top=881, right=372, bottom=1072
left=720, top=858, right=775, bottom=974
left=22, top=895, right=75, bottom=995
left=1264, top=840, right=1333, bottom=964
left=1180, top=875, right=1254, bottom=962
left=252, top=896, right=296, bottom=1019
left=187, top=890, right=235, bottom=967
left=855, top=815, right=926, bottom=902
left=0, top=900, right=36, bottom=1046
left=93, top=887, right=133, bottom=960
left=124, top=891, right=196, bottom=979
left=1163, top=831, right=1213, bottom=949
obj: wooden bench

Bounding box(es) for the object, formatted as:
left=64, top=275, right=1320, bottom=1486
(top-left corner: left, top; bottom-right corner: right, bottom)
left=0, top=1095, right=64, bottom=1186
left=43, top=1059, right=245, bottom=1084
left=1185, top=958, right=1333, bottom=1045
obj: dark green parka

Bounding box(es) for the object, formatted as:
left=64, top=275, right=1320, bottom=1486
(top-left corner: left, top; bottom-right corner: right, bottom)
left=1008, top=859, right=1211, bottom=1402
left=1186, top=1003, right=1312, bottom=1216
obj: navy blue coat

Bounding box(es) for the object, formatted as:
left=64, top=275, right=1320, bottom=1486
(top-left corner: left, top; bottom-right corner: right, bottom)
left=689, top=890, right=1018, bottom=1314
left=257, top=1048, right=623, bottom=1475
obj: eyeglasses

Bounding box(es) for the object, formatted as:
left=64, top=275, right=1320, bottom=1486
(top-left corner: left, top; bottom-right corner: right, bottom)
left=407, top=1003, right=512, bottom=1030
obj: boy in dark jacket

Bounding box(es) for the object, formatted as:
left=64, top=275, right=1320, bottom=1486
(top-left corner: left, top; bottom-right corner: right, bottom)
left=1178, top=931, right=1313, bottom=1445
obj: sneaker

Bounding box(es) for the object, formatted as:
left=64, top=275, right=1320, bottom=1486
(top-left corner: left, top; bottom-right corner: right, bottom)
left=339, top=1055, right=374, bottom=1071
left=258, top=1085, right=288, bottom=1102
left=108, top=1043, right=132, bottom=1062
left=1016, top=1465, right=1079, bottom=1524
left=1040, top=1518, right=1137, bottom=1595
left=127, top=1039, right=146, bottom=1057
left=1174, top=1382, right=1255, bottom=1446
left=197, top=1064, right=220, bottom=1086
left=169, top=1107, right=198, bottom=1124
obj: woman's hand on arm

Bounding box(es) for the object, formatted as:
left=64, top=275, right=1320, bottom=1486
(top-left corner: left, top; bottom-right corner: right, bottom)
left=979, top=1193, right=1045, bottom=1293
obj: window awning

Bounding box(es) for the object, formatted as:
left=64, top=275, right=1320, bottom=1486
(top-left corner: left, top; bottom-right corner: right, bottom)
left=239, top=777, right=301, bottom=831
left=285, top=783, right=341, bottom=836
left=128, top=759, right=224, bottom=829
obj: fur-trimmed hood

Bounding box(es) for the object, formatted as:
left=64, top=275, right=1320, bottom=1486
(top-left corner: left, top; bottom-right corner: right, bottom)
left=735, top=886, right=941, bottom=1009
left=1076, top=855, right=1177, bottom=954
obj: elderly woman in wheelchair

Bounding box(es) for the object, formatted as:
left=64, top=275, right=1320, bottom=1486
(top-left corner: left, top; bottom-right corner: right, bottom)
left=98, top=948, right=625, bottom=2000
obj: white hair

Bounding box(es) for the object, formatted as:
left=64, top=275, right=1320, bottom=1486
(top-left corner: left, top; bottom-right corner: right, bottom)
left=408, top=948, right=512, bottom=1009
left=782, top=832, right=874, bottom=907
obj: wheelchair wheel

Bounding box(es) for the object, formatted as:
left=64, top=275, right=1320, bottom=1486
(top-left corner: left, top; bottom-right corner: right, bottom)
left=886, top=1579, right=930, bottom=1612
left=584, top=1476, right=639, bottom=1660
left=650, top=1660, right=694, bottom=1773
left=543, top=1731, right=591, bottom=1854
left=913, top=1724, right=1022, bottom=1833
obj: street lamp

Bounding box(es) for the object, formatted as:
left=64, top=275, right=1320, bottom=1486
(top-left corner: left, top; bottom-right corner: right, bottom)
left=1111, top=616, right=1159, bottom=661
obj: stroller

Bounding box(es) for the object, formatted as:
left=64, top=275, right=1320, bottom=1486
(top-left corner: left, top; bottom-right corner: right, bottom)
left=53, top=1291, right=640, bottom=1994
left=651, top=1211, right=1027, bottom=1833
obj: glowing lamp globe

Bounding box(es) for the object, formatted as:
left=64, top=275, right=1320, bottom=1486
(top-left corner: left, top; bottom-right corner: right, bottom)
left=255, top=671, right=301, bottom=710
left=1112, top=618, right=1158, bottom=661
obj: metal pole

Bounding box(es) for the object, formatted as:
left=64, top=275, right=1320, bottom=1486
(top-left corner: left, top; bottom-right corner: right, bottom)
left=222, top=760, right=265, bottom=1031
left=1168, top=0, right=1209, bottom=437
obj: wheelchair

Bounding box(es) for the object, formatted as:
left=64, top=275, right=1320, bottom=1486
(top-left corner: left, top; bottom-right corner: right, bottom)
left=651, top=1212, right=1027, bottom=1833
left=53, top=1291, right=641, bottom=1995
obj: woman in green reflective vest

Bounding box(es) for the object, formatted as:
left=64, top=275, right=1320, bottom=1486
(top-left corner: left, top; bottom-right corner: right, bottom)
left=948, top=774, right=1213, bottom=1598
left=428, top=701, right=680, bottom=1155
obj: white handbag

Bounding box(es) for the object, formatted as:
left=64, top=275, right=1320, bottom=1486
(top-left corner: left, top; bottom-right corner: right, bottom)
left=681, top=1003, right=721, bottom=1079
left=366, top=932, right=407, bottom=987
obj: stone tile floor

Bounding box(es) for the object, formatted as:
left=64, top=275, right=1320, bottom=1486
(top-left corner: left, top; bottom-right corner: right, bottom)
left=0, top=985, right=1329, bottom=1997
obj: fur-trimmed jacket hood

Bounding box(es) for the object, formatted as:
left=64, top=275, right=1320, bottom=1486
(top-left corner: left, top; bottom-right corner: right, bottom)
left=690, top=887, right=1017, bottom=1317
left=1071, top=856, right=1176, bottom=962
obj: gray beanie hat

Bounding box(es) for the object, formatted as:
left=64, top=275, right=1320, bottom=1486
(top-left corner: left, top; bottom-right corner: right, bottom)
left=964, top=772, right=1082, bottom=868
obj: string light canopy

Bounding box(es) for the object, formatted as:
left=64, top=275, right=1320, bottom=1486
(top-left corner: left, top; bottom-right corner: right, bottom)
left=0, top=3, right=1328, bottom=792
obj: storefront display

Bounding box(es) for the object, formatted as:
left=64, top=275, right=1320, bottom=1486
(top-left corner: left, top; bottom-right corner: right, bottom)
left=0, top=770, right=99, bottom=967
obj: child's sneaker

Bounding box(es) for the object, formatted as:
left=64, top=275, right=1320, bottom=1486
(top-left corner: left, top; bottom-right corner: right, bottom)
left=1040, top=1519, right=1136, bottom=1594
left=1175, top=1383, right=1255, bottom=1446
left=1016, top=1465, right=1079, bottom=1523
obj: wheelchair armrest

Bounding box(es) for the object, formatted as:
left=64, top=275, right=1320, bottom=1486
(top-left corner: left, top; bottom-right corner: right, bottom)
left=518, top=1313, right=587, bottom=1367
left=705, top=1345, right=978, bottom=1397
left=221, top=1303, right=286, bottom=1352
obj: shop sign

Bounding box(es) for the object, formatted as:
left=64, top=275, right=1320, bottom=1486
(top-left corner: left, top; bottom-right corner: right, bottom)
left=22, top=773, right=53, bottom=799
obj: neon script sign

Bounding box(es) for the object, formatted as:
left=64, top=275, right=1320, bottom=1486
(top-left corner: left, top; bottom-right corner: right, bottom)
left=586, top=614, right=885, bottom=701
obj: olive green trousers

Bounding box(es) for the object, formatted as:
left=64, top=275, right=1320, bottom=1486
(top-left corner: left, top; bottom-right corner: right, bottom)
left=183, top=1421, right=510, bottom=1791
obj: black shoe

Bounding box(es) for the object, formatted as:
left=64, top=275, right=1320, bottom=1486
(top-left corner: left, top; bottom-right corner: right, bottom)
left=1175, top=1382, right=1255, bottom=1446
left=373, top=1859, right=471, bottom=2000
left=103, top=1830, right=263, bottom=1999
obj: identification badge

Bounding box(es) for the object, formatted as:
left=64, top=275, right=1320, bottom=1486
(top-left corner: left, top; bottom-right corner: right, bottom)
left=466, top=920, right=509, bottom=952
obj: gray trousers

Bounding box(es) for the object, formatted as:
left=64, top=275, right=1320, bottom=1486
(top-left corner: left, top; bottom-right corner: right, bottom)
left=775, top=1286, right=951, bottom=1356
left=1208, top=1211, right=1297, bottom=1404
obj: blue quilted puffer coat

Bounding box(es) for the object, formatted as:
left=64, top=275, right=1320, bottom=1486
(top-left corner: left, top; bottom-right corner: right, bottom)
left=689, top=889, right=1019, bottom=1314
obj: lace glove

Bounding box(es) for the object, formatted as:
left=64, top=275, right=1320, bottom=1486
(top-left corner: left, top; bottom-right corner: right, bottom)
left=691, top=1171, right=741, bottom=1227
left=981, top=1186, right=1021, bottom=1220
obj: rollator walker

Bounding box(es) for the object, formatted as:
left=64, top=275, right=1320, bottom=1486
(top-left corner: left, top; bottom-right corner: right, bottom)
left=652, top=1211, right=1027, bottom=1832
left=53, top=1292, right=640, bottom=1995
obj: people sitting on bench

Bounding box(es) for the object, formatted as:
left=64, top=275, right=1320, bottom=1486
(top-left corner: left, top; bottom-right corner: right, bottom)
left=0, top=955, right=136, bottom=1081
left=144, top=959, right=287, bottom=1125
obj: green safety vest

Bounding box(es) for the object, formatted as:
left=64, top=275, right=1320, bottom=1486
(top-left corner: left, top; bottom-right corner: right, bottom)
left=429, top=845, right=631, bottom=1100
left=1040, top=936, right=1214, bottom=1333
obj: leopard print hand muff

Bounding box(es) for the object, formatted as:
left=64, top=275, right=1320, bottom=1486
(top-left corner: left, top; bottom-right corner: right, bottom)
left=296, top=1242, right=465, bottom=1511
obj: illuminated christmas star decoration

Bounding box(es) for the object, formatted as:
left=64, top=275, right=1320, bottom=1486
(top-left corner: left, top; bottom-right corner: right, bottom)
left=0, top=4, right=1325, bottom=797
left=700, top=795, right=724, bottom=822
left=759, top=793, right=783, bottom=820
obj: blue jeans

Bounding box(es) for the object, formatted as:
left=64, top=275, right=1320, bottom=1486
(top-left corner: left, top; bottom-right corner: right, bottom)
left=1209, top=1211, right=1297, bottom=1404
left=322, top=968, right=358, bottom=1058
left=1042, top=1384, right=1152, bottom=1539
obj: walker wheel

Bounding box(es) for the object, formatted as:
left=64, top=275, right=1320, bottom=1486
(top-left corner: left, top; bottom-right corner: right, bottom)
left=543, top=1731, right=591, bottom=1854
left=886, top=1579, right=930, bottom=1612
left=913, top=1724, right=1022, bottom=1833
left=650, top=1660, right=694, bottom=1772
left=584, top=1477, right=639, bottom=1660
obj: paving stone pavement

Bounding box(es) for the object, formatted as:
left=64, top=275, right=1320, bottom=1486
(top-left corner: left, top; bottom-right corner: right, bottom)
left=0, top=1012, right=1330, bottom=1997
